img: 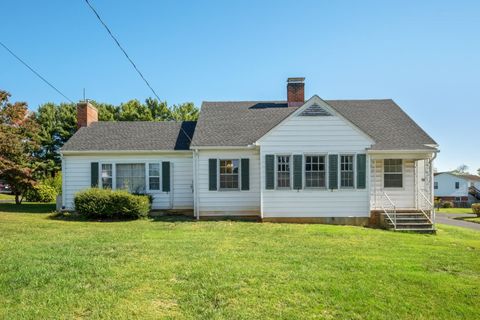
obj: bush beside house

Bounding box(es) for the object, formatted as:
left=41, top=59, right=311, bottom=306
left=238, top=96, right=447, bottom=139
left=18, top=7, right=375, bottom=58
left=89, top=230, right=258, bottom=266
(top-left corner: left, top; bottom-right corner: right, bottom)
left=74, top=188, right=150, bottom=219
left=472, top=203, right=480, bottom=217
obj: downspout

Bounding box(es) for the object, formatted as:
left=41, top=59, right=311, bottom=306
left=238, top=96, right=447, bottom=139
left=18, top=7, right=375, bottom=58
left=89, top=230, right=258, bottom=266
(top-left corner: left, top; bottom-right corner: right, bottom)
left=429, top=151, right=438, bottom=226
left=60, top=153, right=66, bottom=211
left=193, top=149, right=199, bottom=220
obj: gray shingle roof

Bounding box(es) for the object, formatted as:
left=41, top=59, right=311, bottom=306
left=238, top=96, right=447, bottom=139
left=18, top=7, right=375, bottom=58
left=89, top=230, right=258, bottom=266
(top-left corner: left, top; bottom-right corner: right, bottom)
left=191, top=98, right=437, bottom=150
left=62, top=121, right=196, bottom=151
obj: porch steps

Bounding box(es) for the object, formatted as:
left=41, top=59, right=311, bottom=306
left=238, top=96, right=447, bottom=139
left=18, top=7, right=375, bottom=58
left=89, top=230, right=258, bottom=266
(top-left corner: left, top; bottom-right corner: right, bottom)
left=381, top=212, right=435, bottom=233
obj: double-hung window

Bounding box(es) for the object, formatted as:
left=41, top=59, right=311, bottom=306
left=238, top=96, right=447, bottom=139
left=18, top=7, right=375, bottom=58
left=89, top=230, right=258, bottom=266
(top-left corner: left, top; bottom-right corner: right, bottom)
left=277, top=156, right=291, bottom=188
left=116, top=163, right=146, bottom=193
left=148, top=163, right=160, bottom=191
left=455, top=182, right=460, bottom=189
left=340, top=155, right=354, bottom=188
left=219, top=159, right=239, bottom=189
left=101, top=164, right=113, bottom=189
left=384, top=159, right=403, bottom=188
left=305, top=155, right=326, bottom=188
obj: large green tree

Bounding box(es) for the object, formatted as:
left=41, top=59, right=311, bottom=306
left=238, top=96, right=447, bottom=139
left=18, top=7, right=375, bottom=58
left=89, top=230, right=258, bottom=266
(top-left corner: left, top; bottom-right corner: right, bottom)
left=35, top=102, right=76, bottom=174
left=0, top=91, right=40, bottom=204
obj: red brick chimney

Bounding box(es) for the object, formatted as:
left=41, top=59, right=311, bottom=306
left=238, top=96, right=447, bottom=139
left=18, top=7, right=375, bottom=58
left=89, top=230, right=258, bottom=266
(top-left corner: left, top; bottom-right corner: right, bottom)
left=77, top=101, right=98, bottom=128
left=287, top=77, right=305, bottom=107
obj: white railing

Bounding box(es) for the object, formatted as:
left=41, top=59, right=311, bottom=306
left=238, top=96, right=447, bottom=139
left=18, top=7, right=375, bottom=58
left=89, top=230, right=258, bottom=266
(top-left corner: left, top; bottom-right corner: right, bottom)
left=381, top=192, right=397, bottom=229
left=418, top=190, right=435, bottom=225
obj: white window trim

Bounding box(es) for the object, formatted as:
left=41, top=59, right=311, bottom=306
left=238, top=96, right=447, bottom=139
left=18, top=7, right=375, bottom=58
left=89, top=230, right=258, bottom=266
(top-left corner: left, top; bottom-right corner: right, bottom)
left=383, top=159, right=404, bottom=190
left=147, top=163, right=161, bottom=193
left=304, top=154, right=327, bottom=189
left=275, top=154, right=292, bottom=190
left=339, top=154, right=356, bottom=189
left=98, top=161, right=167, bottom=193
left=218, top=159, right=241, bottom=191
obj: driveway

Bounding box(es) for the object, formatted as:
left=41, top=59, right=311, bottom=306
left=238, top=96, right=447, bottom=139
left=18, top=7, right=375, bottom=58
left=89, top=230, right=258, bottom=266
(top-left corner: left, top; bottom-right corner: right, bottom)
left=436, top=213, right=480, bottom=231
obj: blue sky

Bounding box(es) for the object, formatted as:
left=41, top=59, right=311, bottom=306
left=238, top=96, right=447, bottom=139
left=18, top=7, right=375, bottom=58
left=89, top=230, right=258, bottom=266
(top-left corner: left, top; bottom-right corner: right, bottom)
left=1, top=0, right=479, bottom=172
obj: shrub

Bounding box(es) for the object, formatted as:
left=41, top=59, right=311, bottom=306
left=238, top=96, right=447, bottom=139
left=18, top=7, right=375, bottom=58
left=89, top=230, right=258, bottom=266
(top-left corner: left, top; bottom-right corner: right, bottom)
left=441, top=201, right=454, bottom=209
left=74, top=188, right=150, bottom=219
left=43, top=173, right=62, bottom=195
left=25, top=184, right=57, bottom=203
left=472, top=203, right=480, bottom=216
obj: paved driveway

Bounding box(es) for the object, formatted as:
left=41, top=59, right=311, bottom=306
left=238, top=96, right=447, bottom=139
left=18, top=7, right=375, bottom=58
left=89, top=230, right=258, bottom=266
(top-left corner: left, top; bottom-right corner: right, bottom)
left=436, top=213, right=480, bottom=231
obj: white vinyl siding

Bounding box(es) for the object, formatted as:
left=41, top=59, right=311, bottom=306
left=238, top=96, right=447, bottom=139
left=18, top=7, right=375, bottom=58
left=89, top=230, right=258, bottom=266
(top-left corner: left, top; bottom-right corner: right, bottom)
left=259, top=100, right=373, bottom=218
left=197, top=149, right=260, bottom=216
left=433, top=173, right=473, bottom=198
left=62, top=153, right=193, bottom=210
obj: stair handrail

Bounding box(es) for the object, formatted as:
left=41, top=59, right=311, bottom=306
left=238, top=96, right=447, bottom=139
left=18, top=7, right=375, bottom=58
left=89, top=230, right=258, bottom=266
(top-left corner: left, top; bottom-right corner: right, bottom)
left=418, top=190, right=434, bottom=225
left=381, top=191, right=396, bottom=229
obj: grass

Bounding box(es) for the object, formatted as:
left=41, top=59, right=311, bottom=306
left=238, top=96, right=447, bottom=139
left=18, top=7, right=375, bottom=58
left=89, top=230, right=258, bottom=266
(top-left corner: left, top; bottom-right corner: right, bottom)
left=455, top=216, right=480, bottom=225
left=436, top=208, right=473, bottom=214
left=0, top=204, right=479, bottom=319
left=0, top=193, right=14, bottom=201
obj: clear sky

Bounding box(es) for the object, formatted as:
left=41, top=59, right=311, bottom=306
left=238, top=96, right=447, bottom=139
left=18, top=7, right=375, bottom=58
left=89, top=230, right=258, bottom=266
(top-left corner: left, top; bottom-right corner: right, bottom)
left=1, top=0, right=479, bottom=172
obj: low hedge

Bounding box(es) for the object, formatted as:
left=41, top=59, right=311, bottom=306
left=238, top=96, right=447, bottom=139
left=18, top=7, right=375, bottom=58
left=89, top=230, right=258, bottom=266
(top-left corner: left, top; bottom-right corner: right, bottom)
left=472, top=203, right=480, bottom=216
left=25, top=184, right=57, bottom=203
left=74, top=188, right=150, bottom=219
left=441, top=201, right=454, bottom=209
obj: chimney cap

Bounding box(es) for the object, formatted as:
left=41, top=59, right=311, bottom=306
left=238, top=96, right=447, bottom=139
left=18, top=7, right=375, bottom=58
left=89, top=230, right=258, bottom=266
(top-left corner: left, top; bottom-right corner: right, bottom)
left=287, top=77, right=305, bottom=83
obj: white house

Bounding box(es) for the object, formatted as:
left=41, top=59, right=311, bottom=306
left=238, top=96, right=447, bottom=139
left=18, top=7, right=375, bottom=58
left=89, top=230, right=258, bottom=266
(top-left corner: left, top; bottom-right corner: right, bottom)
left=61, top=78, right=439, bottom=231
left=434, top=172, right=480, bottom=205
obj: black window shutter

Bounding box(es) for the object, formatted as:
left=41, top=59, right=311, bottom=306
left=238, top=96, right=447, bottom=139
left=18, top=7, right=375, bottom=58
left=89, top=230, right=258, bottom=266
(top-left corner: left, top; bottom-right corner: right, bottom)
left=209, top=159, right=217, bottom=191
left=265, top=155, right=275, bottom=190
left=328, top=154, right=338, bottom=189
left=162, top=161, right=171, bottom=192
left=241, top=158, right=250, bottom=190
left=293, top=154, right=303, bottom=190
left=91, top=162, right=99, bottom=187
left=356, top=154, right=366, bottom=189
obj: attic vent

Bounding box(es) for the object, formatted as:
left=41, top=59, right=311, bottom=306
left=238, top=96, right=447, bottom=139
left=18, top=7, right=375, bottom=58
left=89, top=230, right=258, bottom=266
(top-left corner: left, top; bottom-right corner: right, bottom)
left=299, top=104, right=332, bottom=117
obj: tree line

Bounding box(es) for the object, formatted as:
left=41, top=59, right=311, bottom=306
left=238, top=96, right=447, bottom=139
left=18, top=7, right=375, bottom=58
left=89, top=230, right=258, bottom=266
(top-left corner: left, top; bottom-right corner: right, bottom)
left=0, top=90, right=199, bottom=203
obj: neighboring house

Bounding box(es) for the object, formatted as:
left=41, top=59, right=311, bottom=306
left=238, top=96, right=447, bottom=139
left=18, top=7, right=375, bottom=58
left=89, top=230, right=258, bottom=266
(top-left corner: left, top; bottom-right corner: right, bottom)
left=434, top=172, right=480, bottom=205
left=61, top=78, right=439, bottom=230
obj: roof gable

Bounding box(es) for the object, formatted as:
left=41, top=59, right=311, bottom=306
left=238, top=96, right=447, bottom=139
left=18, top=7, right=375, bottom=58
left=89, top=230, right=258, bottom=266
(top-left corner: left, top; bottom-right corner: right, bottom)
left=256, top=96, right=375, bottom=144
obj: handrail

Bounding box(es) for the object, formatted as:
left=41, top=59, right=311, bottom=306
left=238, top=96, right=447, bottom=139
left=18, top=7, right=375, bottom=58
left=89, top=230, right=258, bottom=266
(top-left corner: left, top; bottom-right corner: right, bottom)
left=418, top=190, right=434, bottom=225
left=381, top=191, right=397, bottom=229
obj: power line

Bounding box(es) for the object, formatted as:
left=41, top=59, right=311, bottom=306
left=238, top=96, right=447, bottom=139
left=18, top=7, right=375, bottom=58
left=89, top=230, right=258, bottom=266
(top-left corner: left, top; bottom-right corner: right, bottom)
left=0, top=41, right=74, bottom=103
left=84, top=0, right=162, bottom=101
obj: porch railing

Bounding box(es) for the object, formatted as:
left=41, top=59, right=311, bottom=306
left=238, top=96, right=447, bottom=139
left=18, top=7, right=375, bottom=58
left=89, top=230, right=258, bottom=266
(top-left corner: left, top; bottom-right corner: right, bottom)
left=381, top=192, right=397, bottom=229
left=418, top=190, right=435, bottom=225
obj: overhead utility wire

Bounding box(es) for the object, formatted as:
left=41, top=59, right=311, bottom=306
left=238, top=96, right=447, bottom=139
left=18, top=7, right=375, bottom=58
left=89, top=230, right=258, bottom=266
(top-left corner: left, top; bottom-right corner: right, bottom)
left=84, top=0, right=193, bottom=144
left=84, top=0, right=162, bottom=101
left=0, top=41, right=74, bottom=103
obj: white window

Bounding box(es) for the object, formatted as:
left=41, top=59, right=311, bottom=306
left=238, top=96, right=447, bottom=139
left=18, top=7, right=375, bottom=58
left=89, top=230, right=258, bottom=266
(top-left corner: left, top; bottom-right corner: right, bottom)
left=116, top=163, right=146, bottom=193
left=148, top=163, right=160, bottom=191
left=305, top=155, right=326, bottom=188
left=277, top=156, right=291, bottom=188
left=101, top=164, right=112, bottom=189
left=384, top=159, right=403, bottom=188
left=340, top=155, right=354, bottom=188
left=434, top=181, right=438, bottom=189
left=219, top=159, right=239, bottom=189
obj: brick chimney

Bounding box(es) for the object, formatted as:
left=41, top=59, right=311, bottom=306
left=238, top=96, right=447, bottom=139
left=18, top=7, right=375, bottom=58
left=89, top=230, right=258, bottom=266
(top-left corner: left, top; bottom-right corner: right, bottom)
left=77, top=101, right=98, bottom=128
left=287, top=77, right=305, bottom=107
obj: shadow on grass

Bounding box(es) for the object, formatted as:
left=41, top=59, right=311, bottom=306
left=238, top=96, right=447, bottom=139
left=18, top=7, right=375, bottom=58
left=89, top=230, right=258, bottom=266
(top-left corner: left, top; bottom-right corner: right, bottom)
left=149, top=214, right=196, bottom=223
left=454, top=216, right=480, bottom=225
left=0, top=202, right=56, bottom=214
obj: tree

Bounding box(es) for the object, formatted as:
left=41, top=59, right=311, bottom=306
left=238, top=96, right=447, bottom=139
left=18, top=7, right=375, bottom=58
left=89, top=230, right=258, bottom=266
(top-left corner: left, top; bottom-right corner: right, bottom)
left=453, top=164, right=469, bottom=175
left=145, top=98, right=171, bottom=121
left=170, top=102, right=199, bottom=121
left=0, top=91, right=40, bottom=204
left=35, top=102, right=76, bottom=174
left=118, top=99, right=154, bottom=121
left=477, top=168, right=480, bottom=176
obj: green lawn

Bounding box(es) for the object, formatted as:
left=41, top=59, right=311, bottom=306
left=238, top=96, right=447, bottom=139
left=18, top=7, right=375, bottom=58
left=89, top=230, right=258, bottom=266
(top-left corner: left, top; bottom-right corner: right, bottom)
left=1, top=204, right=479, bottom=319
left=436, top=208, right=473, bottom=214
left=458, top=216, right=480, bottom=224
left=0, top=193, right=14, bottom=201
